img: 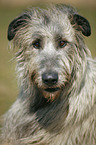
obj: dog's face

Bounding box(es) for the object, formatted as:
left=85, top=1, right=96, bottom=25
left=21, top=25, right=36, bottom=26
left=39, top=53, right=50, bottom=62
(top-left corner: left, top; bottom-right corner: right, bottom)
left=8, top=5, right=91, bottom=101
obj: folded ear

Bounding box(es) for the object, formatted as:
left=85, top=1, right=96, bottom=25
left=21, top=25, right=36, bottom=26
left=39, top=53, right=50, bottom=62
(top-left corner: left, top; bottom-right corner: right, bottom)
left=73, top=14, right=91, bottom=37
left=8, top=13, right=31, bottom=41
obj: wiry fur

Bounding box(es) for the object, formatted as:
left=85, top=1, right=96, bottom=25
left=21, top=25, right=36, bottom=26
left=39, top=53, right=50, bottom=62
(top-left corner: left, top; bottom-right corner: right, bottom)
left=1, top=4, right=96, bottom=145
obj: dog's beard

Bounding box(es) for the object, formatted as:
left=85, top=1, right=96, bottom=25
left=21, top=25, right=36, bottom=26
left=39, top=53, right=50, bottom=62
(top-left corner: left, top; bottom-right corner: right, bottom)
left=41, top=88, right=62, bottom=102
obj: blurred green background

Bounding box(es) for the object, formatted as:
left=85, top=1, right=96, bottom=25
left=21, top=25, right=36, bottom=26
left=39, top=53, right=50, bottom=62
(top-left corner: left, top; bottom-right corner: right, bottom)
left=0, top=0, right=96, bottom=118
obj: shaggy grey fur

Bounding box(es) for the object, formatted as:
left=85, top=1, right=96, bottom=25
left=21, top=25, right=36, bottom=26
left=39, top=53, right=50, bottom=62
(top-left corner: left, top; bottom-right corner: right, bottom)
left=1, top=4, right=96, bottom=145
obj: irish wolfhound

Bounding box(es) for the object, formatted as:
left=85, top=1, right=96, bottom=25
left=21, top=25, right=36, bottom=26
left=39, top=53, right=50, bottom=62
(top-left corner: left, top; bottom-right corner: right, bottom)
left=1, top=4, right=96, bottom=145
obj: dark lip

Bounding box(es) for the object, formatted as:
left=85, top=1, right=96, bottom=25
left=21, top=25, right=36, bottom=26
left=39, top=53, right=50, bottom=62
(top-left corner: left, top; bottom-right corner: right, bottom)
left=44, top=87, right=60, bottom=93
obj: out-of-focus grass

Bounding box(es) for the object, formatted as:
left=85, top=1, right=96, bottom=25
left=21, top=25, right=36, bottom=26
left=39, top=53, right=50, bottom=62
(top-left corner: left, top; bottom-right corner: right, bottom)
left=0, top=7, right=23, bottom=115
left=0, top=6, right=96, bottom=117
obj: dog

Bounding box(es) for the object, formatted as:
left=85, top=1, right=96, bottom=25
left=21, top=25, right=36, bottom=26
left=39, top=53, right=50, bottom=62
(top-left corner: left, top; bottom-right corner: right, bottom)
left=1, top=4, right=96, bottom=145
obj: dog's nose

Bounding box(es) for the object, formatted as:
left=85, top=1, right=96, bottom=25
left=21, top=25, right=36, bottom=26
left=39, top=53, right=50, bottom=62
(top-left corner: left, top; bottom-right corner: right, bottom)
left=42, top=72, right=58, bottom=86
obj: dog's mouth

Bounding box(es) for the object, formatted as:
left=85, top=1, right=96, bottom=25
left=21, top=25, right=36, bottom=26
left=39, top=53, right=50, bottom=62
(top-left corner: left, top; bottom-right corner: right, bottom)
left=44, top=87, right=60, bottom=93
left=42, top=87, right=61, bottom=101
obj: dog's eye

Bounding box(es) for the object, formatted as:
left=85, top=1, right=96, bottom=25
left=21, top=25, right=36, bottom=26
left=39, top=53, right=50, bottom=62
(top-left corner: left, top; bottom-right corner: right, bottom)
left=32, top=39, right=41, bottom=49
left=59, top=40, right=67, bottom=48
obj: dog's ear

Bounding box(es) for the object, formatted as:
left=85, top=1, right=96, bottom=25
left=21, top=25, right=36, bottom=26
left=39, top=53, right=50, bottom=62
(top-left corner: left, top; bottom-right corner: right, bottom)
left=73, top=14, right=91, bottom=37
left=8, top=13, right=30, bottom=41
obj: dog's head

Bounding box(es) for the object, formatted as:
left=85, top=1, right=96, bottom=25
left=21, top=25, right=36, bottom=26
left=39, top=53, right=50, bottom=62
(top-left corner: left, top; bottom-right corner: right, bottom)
left=7, top=5, right=91, bottom=102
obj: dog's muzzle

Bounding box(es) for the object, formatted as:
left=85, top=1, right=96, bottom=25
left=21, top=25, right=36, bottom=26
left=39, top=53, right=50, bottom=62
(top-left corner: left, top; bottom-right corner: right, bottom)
left=41, top=72, right=61, bottom=101
left=42, top=72, right=58, bottom=86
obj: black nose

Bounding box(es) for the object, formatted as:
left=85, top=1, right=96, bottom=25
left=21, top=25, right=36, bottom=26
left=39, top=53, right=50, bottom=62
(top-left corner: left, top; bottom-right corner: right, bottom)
left=42, top=72, right=58, bottom=86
